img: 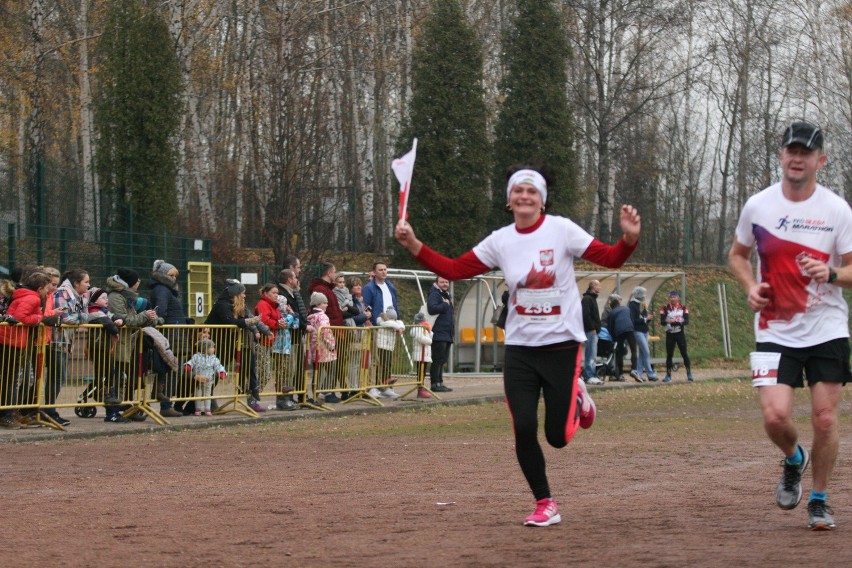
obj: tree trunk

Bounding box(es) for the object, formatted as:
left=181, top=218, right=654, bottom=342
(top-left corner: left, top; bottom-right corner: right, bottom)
left=77, top=0, right=99, bottom=240
left=28, top=0, right=47, bottom=230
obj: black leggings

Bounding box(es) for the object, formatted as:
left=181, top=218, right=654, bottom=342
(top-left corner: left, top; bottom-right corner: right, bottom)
left=503, top=342, right=582, bottom=501
left=665, top=331, right=691, bottom=374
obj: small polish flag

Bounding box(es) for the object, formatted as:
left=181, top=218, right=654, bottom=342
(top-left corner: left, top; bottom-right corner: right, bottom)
left=392, top=138, right=418, bottom=222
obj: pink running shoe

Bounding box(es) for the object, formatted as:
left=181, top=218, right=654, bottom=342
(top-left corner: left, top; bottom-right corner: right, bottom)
left=524, top=498, right=561, bottom=527
left=577, top=379, right=596, bottom=429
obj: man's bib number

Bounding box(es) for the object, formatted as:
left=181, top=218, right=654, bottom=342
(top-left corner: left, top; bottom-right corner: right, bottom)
left=515, top=288, right=562, bottom=323
left=750, top=351, right=781, bottom=387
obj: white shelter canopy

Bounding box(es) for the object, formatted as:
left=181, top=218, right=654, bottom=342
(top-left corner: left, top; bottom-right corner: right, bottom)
left=341, top=268, right=686, bottom=373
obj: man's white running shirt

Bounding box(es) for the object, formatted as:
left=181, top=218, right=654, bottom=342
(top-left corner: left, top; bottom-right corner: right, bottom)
left=734, top=183, right=852, bottom=347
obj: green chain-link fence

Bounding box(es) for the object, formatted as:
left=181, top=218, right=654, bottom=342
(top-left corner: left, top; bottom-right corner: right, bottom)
left=0, top=223, right=211, bottom=290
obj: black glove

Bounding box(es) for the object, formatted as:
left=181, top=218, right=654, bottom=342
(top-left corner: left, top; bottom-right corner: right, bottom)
left=42, top=314, right=60, bottom=326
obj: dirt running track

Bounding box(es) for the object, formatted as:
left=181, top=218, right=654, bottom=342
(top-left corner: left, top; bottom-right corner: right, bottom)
left=2, top=379, right=851, bottom=567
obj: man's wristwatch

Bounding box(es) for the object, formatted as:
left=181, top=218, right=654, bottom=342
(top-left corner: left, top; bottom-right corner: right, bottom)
left=828, top=268, right=838, bottom=284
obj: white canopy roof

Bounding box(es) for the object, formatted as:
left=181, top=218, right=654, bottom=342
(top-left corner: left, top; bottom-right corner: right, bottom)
left=350, top=268, right=687, bottom=373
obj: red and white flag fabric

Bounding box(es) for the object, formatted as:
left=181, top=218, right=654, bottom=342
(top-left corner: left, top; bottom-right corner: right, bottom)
left=392, top=138, right=418, bottom=222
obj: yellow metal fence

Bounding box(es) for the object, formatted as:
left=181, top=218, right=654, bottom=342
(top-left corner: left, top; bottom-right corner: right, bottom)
left=0, top=323, right=438, bottom=428
left=305, top=324, right=437, bottom=408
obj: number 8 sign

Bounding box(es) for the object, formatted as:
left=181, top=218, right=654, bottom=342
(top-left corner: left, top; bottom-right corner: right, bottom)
left=195, top=292, right=205, bottom=317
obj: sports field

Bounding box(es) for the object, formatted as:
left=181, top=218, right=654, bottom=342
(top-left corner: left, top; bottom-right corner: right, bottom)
left=3, top=378, right=850, bottom=566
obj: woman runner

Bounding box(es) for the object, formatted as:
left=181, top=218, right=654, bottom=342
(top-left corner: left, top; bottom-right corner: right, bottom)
left=395, top=163, right=641, bottom=526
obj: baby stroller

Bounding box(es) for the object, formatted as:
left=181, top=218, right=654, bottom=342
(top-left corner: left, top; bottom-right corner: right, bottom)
left=74, top=325, right=127, bottom=418
left=595, top=327, right=617, bottom=381
left=74, top=375, right=103, bottom=418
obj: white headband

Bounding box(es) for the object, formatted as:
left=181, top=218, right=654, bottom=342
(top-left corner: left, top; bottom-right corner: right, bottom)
left=506, top=169, right=547, bottom=203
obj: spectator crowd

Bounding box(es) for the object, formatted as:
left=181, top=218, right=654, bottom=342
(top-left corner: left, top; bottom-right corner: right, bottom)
left=0, top=253, right=694, bottom=433
left=580, top=282, right=693, bottom=385
left=0, top=256, right=448, bottom=430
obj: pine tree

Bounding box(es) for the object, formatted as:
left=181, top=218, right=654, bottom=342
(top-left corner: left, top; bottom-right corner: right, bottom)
left=396, top=0, right=491, bottom=258
left=94, top=0, right=182, bottom=234
left=491, top=0, right=577, bottom=228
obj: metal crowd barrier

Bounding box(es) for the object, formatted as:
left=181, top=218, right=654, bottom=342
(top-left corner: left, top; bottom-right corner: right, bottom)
left=0, top=321, right=441, bottom=430
left=306, top=324, right=436, bottom=409
left=0, top=322, right=299, bottom=430
left=0, top=323, right=52, bottom=427
left=152, top=324, right=251, bottom=419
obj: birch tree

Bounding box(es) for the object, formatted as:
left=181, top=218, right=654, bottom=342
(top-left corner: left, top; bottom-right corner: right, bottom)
left=76, top=0, right=99, bottom=239
left=163, top=0, right=221, bottom=234
left=563, top=0, right=692, bottom=242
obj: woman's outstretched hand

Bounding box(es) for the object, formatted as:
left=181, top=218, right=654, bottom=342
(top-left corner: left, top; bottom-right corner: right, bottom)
left=395, top=220, right=423, bottom=256
left=619, top=205, right=641, bottom=245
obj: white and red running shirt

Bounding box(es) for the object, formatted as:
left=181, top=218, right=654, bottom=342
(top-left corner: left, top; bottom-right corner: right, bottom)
left=414, top=214, right=637, bottom=347
left=472, top=216, right=592, bottom=345
left=734, top=183, right=852, bottom=347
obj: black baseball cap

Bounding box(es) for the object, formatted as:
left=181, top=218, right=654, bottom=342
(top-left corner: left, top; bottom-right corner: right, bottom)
left=781, top=121, right=823, bottom=151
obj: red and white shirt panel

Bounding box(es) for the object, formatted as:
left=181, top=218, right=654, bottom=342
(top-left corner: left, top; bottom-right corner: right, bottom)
left=734, top=183, right=852, bottom=346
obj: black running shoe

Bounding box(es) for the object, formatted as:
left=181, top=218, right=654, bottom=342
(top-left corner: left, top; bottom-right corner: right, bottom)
left=46, top=412, right=71, bottom=427
left=776, top=445, right=809, bottom=510
left=104, top=414, right=131, bottom=423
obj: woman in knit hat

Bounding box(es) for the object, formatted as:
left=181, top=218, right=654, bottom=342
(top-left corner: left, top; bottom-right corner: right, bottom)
left=147, top=260, right=189, bottom=417
left=149, top=260, right=185, bottom=324
left=103, top=268, right=159, bottom=423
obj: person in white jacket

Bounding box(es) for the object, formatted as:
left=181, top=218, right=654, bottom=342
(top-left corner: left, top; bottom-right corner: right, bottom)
left=410, top=312, right=434, bottom=399
left=370, top=306, right=404, bottom=399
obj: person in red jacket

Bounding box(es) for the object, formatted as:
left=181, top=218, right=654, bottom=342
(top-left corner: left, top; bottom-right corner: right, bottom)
left=0, top=270, right=61, bottom=429
left=255, top=283, right=285, bottom=344
left=309, top=262, right=344, bottom=326
left=254, top=283, right=286, bottom=400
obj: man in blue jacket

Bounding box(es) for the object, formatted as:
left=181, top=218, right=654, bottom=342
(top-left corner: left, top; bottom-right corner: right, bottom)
left=361, top=261, right=399, bottom=326
left=427, top=276, right=454, bottom=392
